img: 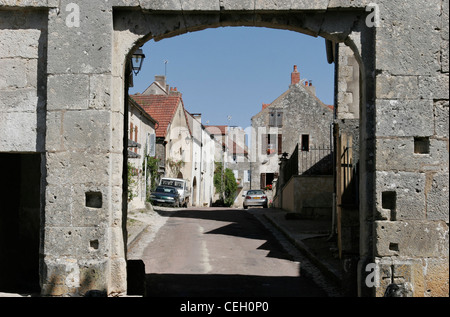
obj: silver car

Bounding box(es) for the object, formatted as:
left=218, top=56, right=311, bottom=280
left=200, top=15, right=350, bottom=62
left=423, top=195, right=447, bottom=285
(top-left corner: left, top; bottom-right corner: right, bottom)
left=243, top=190, right=268, bottom=209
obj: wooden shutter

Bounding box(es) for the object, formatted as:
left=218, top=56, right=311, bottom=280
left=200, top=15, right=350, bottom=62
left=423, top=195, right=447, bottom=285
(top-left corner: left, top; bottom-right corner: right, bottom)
left=269, top=112, right=275, bottom=127
left=262, top=134, right=268, bottom=154
left=278, top=134, right=283, bottom=154
left=260, top=173, right=266, bottom=189
left=277, top=112, right=283, bottom=127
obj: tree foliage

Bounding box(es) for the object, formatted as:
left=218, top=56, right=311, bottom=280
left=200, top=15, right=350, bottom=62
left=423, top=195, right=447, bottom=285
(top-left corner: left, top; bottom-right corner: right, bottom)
left=213, top=162, right=238, bottom=207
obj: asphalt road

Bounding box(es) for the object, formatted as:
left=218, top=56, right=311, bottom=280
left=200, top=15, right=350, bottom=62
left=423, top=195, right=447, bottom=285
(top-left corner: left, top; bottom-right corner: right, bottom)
left=141, top=207, right=328, bottom=297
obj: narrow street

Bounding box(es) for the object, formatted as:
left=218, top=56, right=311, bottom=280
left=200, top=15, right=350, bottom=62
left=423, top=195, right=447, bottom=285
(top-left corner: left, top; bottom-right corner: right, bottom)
left=138, top=207, right=329, bottom=297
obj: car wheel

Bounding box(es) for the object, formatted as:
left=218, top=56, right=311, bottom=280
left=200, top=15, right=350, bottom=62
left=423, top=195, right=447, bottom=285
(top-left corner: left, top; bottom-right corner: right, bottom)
left=243, top=205, right=248, bottom=209
left=263, top=203, right=268, bottom=208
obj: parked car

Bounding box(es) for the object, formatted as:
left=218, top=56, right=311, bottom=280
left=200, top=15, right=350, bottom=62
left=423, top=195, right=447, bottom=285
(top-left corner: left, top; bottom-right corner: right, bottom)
left=149, top=186, right=181, bottom=207
left=159, top=177, right=190, bottom=207
left=243, top=190, right=268, bottom=209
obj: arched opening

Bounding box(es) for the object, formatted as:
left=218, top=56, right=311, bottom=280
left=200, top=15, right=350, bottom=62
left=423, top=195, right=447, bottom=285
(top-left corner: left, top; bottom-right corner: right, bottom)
left=115, top=8, right=375, bottom=297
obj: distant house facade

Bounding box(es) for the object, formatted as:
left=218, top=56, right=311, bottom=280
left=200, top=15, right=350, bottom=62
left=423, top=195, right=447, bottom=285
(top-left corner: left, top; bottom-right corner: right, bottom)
left=127, top=97, right=158, bottom=210
left=206, top=125, right=251, bottom=207
left=131, top=75, right=217, bottom=207
left=185, top=112, right=217, bottom=207
left=251, top=65, right=334, bottom=192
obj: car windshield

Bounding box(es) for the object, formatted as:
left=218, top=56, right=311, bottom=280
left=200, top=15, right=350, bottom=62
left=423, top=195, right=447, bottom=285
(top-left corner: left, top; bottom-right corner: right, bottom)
left=155, top=187, right=177, bottom=194
left=247, top=190, right=264, bottom=195
left=160, top=179, right=183, bottom=188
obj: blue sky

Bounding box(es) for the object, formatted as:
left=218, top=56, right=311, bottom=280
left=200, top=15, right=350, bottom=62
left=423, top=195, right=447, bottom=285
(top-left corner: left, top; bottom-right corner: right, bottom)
left=129, top=26, right=334, bottom=130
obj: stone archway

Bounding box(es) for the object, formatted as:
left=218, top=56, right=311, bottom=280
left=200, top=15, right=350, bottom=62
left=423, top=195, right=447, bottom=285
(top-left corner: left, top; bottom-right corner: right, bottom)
left=21, top=1, right=445, bottom=297
left=113, top=7, right=376, bottom=297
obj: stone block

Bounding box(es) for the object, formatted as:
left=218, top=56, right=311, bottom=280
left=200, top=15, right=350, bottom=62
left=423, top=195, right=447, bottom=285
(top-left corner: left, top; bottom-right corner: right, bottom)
left=45, top=111, right=64, bottom=152
left=376, top=73, right=419, bottom=100
left=78, top=259, right=109, bottom=295
left=376, top=138, right=449, bottom=173
left=376, top=0, right=441, bottom=75
left=46, top=151, right=111, bottom=185
left=423, top=258, right=450, bottom=297
left=375, top=257, right=425, bottom=297
left=374, top=220, right=449, bottom=257
left=47, top=1, right=112, bottom=74
left=89, top=74, right=112, bottom=110
left=426, top=172, right=449, bottom=222
left=375, top=171, right=426, bottom=220
left=62, top=110, right=111, bottom=152
left=219, top=0, right=255, bottom=11
left=254, top=0, right=329, bottom=11
left=44, top=183, right=74, bottom=226
left=419, top=73, right=450, bottom=100
left=47, top=74, right=90, bottom=111
left=180, top=0, right=220, bottom=11
left=434, top=100, right=449, bottom=138
left=0, top=88, right=39, bottom=113
left=375, top=99, right=434, bottom=137
left=327, top=0, right=370, bottom=8
left=0, top=29, right=41, bottom=58
left=139, top=0, right=182, bottom=11
left=0, top=111, right=37, bottom=152
left=109, top=257, right=127, bottom=295
left=0, top=59, right=28, bottom=89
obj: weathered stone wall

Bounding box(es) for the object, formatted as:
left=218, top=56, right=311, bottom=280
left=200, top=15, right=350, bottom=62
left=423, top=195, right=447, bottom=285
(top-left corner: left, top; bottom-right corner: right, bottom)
left=371, top=0, right=449, bottom=297
left=0, top=0, right=447, bottom=297
left=0, top=9, right=47, bottom=153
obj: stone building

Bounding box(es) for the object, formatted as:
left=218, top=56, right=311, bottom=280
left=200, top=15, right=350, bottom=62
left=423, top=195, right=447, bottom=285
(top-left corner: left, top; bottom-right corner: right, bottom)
left=131, top=90, right=193, bottom=198
left=251, top=65, right=334, bottom=191
left=205, top=125, right=251, bottom=206
left=127, top=97, right=158, bottom=210
left=132, top=77, right=217, bottom=207
left=185, top=112, right=217, bottom=207
left=0, top=1, right=447, bottom=297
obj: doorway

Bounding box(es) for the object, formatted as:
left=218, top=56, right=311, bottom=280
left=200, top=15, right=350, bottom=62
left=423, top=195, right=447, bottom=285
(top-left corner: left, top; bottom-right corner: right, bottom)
left=0, top=153, right=41, bottom=294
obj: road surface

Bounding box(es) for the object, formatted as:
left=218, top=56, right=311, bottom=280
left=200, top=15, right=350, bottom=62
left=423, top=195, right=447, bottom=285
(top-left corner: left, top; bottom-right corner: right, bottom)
left=140, top=207, right=328, bottom=297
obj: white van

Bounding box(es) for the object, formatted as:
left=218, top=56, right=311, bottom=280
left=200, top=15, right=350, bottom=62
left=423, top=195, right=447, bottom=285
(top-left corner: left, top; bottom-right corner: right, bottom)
left=159, top=177, right=190, bottom=207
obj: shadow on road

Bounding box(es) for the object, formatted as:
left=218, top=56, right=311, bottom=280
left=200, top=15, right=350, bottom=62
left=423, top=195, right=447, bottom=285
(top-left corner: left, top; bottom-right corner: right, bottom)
left=127, top=207, right=332, bottom=297
left=145, top=273, right=328, bottom=297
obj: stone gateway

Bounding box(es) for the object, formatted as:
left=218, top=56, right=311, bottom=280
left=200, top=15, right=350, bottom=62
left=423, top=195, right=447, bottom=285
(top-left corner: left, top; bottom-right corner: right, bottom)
left=0, top=0, right=448, bottom=297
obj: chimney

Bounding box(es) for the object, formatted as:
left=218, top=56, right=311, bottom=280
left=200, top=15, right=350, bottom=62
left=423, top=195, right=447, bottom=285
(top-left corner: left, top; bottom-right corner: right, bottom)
left=307, top=80, right=316, bottom=96
left=291, top=65, right=300, bottom=86
left=262, top=103, right=270, bottom=110
left=155, top=75, right=167, bottom=91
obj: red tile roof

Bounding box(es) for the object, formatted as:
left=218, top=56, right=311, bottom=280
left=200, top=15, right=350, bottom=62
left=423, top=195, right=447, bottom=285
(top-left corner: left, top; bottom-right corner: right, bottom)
left=204, top=125, right=228, bottom=135
left=131, top=94, right=189, bottom=138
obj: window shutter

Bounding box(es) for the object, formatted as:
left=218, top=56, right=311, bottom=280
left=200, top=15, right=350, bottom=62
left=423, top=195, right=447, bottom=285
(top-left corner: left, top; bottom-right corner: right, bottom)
left=277, top=112, right=283, bottom=127
left=278, top=134, right=283, bottom=155
left=262, top=134, right=268, bottom=154
left=260, top=173, right=266, bottom=189
left=269, top=112, right=275, bottom=127
left=149, top=133, right=156, bottom=156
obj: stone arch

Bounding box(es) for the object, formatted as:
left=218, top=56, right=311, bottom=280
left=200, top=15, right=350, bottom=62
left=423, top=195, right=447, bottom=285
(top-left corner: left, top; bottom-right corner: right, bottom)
left=113, top=7, right=376, bottom=296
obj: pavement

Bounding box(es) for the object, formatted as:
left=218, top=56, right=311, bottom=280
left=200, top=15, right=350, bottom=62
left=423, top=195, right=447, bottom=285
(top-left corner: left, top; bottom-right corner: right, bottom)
left=0, top=205, right=344, bottom=297
left=259, top=208, right=344, bottom=289
left=126, top=205, right=345, bottom=296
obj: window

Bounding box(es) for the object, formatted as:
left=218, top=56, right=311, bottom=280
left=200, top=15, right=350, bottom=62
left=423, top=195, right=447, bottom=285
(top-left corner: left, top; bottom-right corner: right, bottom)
left=244, top=170, right=250, bottom=183
left=269, top=110, right=283, bottom=127
left=301, top=134, right=310, bottom=151
left=148, top=133, right=156, bottom=157
left=262, top=134, right=281, bottom=155
left=260, top=173, right=277, bottom=189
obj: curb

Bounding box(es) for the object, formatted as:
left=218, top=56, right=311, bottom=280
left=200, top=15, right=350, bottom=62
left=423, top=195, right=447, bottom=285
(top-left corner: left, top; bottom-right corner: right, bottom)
left=263, top=213, right=343, bottom=288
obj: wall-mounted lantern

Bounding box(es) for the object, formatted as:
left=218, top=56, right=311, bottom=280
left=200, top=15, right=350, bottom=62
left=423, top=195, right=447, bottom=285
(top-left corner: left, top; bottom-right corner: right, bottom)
left=131, top=47, right=145, bottom=75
